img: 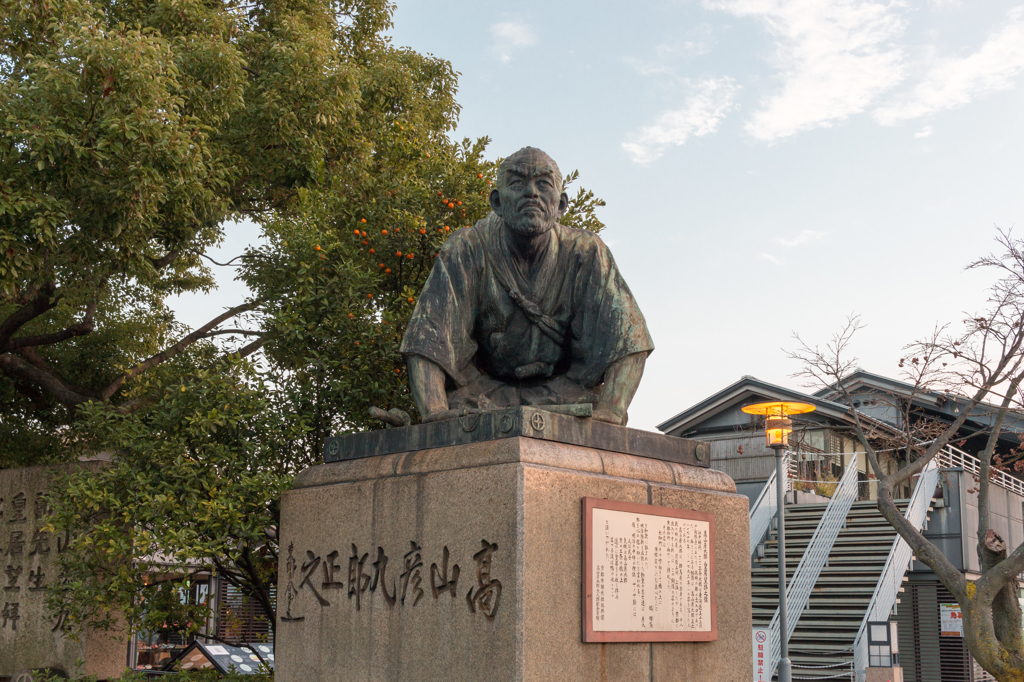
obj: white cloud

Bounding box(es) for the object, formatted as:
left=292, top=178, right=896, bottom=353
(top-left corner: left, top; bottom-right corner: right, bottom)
left=705, top=0, right=907, bottom=142
left=490, top=21, right=537, bottom=63
left=625, top=25, right=717, bottom=76
left=759, top=252, right=784, bottom=264
left=776, top=229, right=825, bottom=247
left=873, top=8, right=1024, bottom=125
left=915, top=124, right=933, bottom=138
left=622, top=77, right=740, bottom=163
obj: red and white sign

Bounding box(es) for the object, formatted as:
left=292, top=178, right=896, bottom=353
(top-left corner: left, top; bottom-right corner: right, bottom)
left=940, top=603, right=963, bottom=637
left=753, top=627, right=769, bottom=681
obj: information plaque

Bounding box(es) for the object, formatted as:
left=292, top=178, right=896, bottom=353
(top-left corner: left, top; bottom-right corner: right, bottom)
left=582, top=497, right=716, bottom=642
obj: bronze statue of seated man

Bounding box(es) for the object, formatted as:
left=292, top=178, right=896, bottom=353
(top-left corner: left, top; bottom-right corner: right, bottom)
left=388, top=147, right=653, bottom=427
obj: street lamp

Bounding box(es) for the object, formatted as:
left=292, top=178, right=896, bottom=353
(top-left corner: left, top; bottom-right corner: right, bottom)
left=741, top=401, right=817, bottom=682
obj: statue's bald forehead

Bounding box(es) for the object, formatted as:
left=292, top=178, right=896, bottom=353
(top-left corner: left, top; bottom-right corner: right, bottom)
left=497, top=147, right=562, bottom=189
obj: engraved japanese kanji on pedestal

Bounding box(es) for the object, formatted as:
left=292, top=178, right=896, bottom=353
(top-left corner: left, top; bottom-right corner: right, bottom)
left=1, top=463, right=126, bottom=680
left=280, top=538, right=502, bottom=622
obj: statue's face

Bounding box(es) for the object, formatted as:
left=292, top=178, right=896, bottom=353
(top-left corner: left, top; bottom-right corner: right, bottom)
left=490, top=151, right=568, bottom=239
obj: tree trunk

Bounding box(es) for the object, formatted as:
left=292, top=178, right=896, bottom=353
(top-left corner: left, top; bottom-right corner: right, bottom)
left=964, top=530, right=1024, bottom=681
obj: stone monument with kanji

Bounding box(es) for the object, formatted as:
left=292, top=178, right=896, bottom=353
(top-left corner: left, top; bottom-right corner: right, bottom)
left=275, top=148, right=752, bottom=681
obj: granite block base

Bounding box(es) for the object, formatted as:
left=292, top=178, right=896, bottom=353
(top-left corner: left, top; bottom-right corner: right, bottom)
left=276, top=437, right=752, bottom=681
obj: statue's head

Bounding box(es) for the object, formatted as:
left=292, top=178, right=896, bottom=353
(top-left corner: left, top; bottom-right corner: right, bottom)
left=490, top=147, right=569, bottom=239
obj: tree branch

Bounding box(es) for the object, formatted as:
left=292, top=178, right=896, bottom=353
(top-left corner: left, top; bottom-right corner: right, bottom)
left=7, top=300, right=98, bottom=350
left=149, top=250, right=179, bottom=271
left=228, top=337, right=266, bottom=361
left=99, top=301, right=261, bottom=400
left=0, top=351, right=99, bottom=406
left=0, top=283, right=58, bottom=349
left=977, top=376, right=1022, bottom=547
left=201, top=329, right=265, bottom=338
left=201, top=253, right=247, bottom=267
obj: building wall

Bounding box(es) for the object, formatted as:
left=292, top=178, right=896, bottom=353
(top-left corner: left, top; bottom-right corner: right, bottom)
left=959, top=469, right=1024, bottom=573
left=913, top=469, right=967, bottom=573
left=895, top=580, right=942, bottom=682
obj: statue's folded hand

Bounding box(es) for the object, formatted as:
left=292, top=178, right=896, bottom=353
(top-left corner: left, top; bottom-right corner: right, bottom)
left=369, top=406, right=412, bottom=428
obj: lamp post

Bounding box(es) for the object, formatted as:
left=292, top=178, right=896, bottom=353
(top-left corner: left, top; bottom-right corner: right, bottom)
left=741, top=401, right=816, bottom=682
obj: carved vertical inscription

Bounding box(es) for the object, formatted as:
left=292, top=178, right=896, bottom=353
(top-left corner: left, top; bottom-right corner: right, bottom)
left=582, top=497, right=716, bottom=643
left=1, top=466, right=88, bottom=676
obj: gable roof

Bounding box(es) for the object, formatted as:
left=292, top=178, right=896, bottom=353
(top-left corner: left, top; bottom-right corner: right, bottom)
left=812, top=368, right=948, bottom=407
left=655, top=375, right=883, bottom=436
left=813, top=368, right=1024, bottom=443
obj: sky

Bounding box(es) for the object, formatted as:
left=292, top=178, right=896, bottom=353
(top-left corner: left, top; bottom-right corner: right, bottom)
left=172, top=0, right=1024, bottom=432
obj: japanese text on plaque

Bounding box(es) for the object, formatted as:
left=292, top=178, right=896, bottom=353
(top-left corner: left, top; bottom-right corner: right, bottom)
left=591, top=508, right=710, bottom=632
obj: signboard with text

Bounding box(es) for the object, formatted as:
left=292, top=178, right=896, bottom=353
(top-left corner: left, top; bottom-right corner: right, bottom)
left=582, top=497, right=716, bottom=642
left=752, top=627, right=770, bottom=681
left=941, top=603, right=964, bottom=637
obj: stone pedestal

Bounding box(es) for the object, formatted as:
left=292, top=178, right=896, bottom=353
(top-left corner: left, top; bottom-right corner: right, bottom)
left=0, top=464, right=127, bottom=681
left=276, top=425, right=751, bottom=681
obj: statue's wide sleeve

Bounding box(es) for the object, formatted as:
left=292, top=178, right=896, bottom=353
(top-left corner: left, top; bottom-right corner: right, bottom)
left=399, top=230, right=481, bottom=387
left=566, top=236, right=654, bottom=389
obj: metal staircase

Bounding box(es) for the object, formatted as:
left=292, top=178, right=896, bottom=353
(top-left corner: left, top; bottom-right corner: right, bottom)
left=753, top=499, right=911, bottom=680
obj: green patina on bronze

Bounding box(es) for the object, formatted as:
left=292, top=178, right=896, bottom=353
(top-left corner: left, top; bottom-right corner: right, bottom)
left=393, top=147, right=653, bottom=427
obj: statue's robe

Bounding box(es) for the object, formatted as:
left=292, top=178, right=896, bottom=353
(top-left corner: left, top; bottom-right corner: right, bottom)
left=400, top=213, right=654, bottom=410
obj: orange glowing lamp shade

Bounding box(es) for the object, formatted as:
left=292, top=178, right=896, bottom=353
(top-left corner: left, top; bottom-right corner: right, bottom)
left=740, top=401, right=817, bottom=447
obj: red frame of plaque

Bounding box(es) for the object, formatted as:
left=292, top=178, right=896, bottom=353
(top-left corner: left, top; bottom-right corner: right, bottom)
left=581, top=497, right=717, bottom=643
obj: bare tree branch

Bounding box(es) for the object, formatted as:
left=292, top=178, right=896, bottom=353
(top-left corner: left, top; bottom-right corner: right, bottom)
left=98, top=301, right=261, bottom=401
left=201, top=253, right=247, bottom=267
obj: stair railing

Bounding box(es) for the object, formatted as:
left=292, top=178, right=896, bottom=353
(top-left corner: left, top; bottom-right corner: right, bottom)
left=749, top=452, right=791, bottom=558
left=852, top=457, right=940, bottom=682
left=937, top=443, right=1024, bottom=497
left=768, top=455, right=860, bottom=678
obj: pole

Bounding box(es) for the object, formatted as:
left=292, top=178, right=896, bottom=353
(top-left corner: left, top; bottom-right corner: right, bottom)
left=775, top=444, right=792, bottom=682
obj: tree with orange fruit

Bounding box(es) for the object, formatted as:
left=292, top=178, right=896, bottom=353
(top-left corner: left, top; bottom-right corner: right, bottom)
left=16, top=0, right=608, bottom=645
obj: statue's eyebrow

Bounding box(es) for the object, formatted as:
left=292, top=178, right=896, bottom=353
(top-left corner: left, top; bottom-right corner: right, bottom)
left=505, top=166, right=558, bottom=180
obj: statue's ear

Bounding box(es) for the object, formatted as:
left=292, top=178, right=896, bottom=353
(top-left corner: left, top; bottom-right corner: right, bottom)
left=558, top=192, right=569, bottom=217
left=489, top=188, right=502, bottom=214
